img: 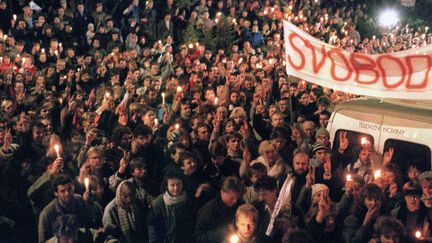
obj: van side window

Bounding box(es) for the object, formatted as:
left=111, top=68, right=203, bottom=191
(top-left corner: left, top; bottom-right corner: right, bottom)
left=384, top=139, right=431, bottom=172
left=332, top=130, right=375, bottom=165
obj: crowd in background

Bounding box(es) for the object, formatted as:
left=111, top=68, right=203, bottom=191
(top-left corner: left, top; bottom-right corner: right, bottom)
left=0, top=0, right=431, bottom=242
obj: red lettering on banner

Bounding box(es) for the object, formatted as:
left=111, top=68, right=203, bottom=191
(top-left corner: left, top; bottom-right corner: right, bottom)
left=405, top=55, right=431, bottom=89
left=328, top=48, right=352, bottom=82
left=305, top=42, right=327, bottom=74
left=376, top=55, right=406, bottom=89
left=350, top=53, right=379, bottom=85
left=287, top=33, right=306, bottom=70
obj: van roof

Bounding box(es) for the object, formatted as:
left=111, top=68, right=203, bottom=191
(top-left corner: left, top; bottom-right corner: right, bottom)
left=334, top=98, right=432, bottom=123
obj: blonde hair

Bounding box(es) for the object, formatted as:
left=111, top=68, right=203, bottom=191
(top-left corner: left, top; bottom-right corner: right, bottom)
left=236, top=203, right=259, bottom=223
left=230, top=107, right=246, bottom=120
left=258, top=140, right=275, bottom=155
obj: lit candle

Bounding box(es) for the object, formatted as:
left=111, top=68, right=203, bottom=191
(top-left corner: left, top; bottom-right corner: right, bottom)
left=176, top=86, right=182, bottom=93
left=215, top=18, right=219, bottom=24
left=374, top=170, right=381, bottom=180
left=214, top=97, right=218, bottom=105
left=175, top=123, right=180, bottom=130
left=360, top=137, right=369, bottom=145
left=415, top=230, right=422, bottom=239
left=154, top=118, right=158, bottom=126
left=41, top=48, right=45, bottom=53
left=105, top=92, right=110, bottom=99
left=158, top=40, right=162, bottom=45
left=59, top=43, right=62, bottom=48
left=13, top=14, right=17, bottom=21
left=3, top=35, right=7, bottom=40
left=426, top=26, right=429, bottom=32
left=188, top=43, right=194, bottom=49
left=54, top=50, right=59, bottom=56
left=54, top=144, right=61, bottom=158
left=229, top=234, right=239, bottom=243
left=346, top=174, right=353, bottom=182
left=195, top=42, right=199, bottom=47
left=161, top=92, right=166, bottom=105
left=84, top=177, right=90, bottom=191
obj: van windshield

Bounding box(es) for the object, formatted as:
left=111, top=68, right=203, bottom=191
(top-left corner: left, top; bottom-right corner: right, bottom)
left=384, top=139, right=431, bottom=172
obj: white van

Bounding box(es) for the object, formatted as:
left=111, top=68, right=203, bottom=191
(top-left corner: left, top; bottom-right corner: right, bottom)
left=327, top=98, right=432, bottom=171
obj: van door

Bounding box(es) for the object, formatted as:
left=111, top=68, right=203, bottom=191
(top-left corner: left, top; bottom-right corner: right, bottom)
left=379, top=116, right=432, bottom=171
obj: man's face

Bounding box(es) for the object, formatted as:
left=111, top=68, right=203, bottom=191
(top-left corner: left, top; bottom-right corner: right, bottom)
left=315, top=149, right=328, bottom=164
left=180, top=104, right=191, bottom=118
left=167, top=178, right=183, bottom=197
left=271, top=138, right=286, bottom=152
left=181, top=158, right=197, bottom=175
left=319, top=114, right=329, bottom=128
left=136, top=134, right=152, bottom=147
left=132, top=166, right=147, bottom=179
left=221, top=190, right=240, bottom=207
left=32, top=126, right=45, bottom=142
left=227, top=137, right=240, bottom=152
left=405, top=194, right=421, bottom=211
left=293, top=154, right=308, bottom=175
left=55, top=183, right=74, bottom=205
left=197, top=126, right=210, bottom=141
left=359, top=149, right=370, bottom=163
left=257, top=188, right=277, bottom=206
left=87, top=151, right=103, bottom=170
left=271, top=114, right=284, bottom=127
left=236, top=214, right=256, bottom=239
left=302, top=122, right=314, bottom=138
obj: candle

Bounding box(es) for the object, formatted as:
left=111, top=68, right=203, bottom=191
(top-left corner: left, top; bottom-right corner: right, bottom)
left=426, top=26, right=429, bottom=32
left=161, top=92, right=166, bottom=105
left=188, top=43, right=194, bottom=49
left=360, top=137, right=369, bottom=145
left=195, top=42, right=199, bottom=47
left=346, top=174, right=353, bottom=182
left=13, top=14, right=17, bottom=21
left=154, top=118, right=158, bottom=126
left=229, top=234, right=239, bottom=243
left=214, top=97, right=218, bottom=105
left=175, top=123, right=180, bottom=130
left=54, top=144, right=61, bottom=158
left=374, top=170, right=381, bottom=180
left=105, top=92, right=110, bottom=99
left=84, top=177, right=90, bottom=191
left=3, top=35, right=7, bottom=40
left=215, top=18, right=219, bottom=24
left=54, top=50, right=59, bottom=56
left=176, top=86, right=182, bottom=93
left=158, top=40, right=162, bottom=45
left=415, top=230, right=422, bottom=239
left=41, top=48, right=45, bottom=53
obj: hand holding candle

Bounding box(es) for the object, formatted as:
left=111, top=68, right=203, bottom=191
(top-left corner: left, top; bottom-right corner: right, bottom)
left=346, top=174, right=353, bottom=182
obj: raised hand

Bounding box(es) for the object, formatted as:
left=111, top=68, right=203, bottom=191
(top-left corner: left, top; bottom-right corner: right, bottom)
left=316, top=189, right=331, bottom=223
left=306, top=166, right=315, bottom=188
left=3, top=128, right=12, bottom=151
left=383, top=147, right=394, bottom=165
left=338, top=131, right=349, bottom=153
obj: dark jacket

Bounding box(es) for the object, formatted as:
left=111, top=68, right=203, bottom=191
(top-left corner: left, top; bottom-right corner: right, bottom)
left=195, top=194, right=243, bottom=243
left=148, top=194, right=196, bottom=243
left=38, top=194, right=91, bottom=243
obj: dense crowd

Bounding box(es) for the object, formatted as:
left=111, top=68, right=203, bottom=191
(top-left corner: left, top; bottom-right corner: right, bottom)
left=0, top=0, right=431, bottom=242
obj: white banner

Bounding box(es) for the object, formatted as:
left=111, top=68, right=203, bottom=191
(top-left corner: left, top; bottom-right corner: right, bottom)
left=283, top=21, right=432, bottom=100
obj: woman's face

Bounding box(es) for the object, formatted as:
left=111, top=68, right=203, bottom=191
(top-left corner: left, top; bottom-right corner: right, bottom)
left=364, top=196, right=380, bottom=210
left=228, top=137, right=240, bottom=153
left=167, top=178, right=183, bottom=197
left=225, top=122, right=235, bottom=133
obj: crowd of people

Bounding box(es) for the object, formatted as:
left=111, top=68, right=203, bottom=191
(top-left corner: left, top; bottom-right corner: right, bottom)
left=0, top=0, right=431, bottom=242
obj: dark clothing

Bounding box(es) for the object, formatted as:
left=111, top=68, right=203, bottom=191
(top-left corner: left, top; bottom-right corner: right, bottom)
left=148, top=194, right=196, bottom=243
left=196, top=195, right=243, bottom=243
left=38, top=194, right=92, bottom=243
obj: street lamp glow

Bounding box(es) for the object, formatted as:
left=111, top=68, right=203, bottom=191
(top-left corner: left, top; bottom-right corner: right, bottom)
left=379, top=9, right=399, bottom=28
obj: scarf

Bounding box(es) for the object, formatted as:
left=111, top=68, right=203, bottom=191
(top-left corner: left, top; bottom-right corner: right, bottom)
left=163, top=191, right=187, bottom=206
left=116, top=182, right=137, bottom=243
left=266, top=173, right=294, bottom=236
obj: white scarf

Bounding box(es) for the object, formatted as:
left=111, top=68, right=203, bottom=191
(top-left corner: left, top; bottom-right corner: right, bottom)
left=265, top=173, right=294, bottom=236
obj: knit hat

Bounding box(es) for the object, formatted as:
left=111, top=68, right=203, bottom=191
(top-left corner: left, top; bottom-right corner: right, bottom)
left=312, top=142, right=329, bottom=154
left=419, top=171, right=432, bottom=182
left=311, top=184, right=329, bottom=199
left=315, top=128, right=329, bottom=139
